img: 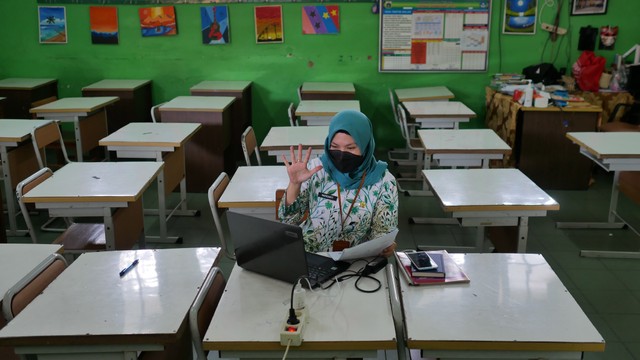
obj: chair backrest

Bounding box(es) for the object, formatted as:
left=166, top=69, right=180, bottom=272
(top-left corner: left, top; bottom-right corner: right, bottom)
left=2, top=253, right=67, bottom=321
left=397, top=104, right=412, bottom=147
left=207, top=172, right=235, bottom=260
left=389, top=88, right=400, bottom=125
left=31, top=120, right=70, bottom=169
left=297, top=85, right=303, bottom=102
left=189, top=266, right=226, bottom=360
left=150, top=102, right=166, bottom=123
left=275, top=189, right=308, bottom=222
left=16, top=168, right=54, bottom=243
left=288, top=103, right=298, bottom=126
left=241, top=126, right=262, bottom=166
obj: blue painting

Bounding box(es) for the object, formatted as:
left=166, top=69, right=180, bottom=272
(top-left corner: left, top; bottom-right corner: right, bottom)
left=201, top=6, right=229, bottom=45
left=38, top=6, right=67, bottom=44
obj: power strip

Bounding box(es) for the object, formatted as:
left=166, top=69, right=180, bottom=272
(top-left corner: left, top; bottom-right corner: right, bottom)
left=280, top=310, right=306, bottom=346
left=541, top=23, right=567, bottom=35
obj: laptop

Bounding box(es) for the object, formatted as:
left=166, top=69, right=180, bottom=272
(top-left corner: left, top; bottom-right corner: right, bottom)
left=227, top=212, right=350, bottom=288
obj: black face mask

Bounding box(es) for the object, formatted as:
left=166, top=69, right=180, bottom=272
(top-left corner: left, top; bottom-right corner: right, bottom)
left=329, top=150, right=364, bottom=173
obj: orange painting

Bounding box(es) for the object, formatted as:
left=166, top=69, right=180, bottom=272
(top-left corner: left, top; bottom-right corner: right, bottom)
left=90, top=6, right=118, bottom=44
left=138, top=6, right=177, bottom=37
left=254, top=6, right=283, bottom=44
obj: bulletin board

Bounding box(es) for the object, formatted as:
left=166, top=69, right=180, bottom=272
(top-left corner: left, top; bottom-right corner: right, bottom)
left=379, top=0, right=492, bottom=72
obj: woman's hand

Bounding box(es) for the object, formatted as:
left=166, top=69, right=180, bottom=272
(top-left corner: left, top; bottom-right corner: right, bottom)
left=379, top=242, right=397, bottom=257
left=282, top=144, right=322, bottom=185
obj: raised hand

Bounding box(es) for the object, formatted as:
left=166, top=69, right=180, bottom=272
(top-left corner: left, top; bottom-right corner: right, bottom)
left=282, top=144, right=322, bottom=185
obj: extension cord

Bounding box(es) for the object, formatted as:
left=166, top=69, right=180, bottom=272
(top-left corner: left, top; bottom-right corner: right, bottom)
left=541, top=23, right=567, bottom=35
left=280, top=310, right=306, bottom=346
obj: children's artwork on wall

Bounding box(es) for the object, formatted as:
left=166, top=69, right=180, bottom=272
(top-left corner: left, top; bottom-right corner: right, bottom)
left=255, top=6, right=283, bottom=44
left=599, top=25, right=618, bottom=50
left=90, top=6, right=118, bottom=45
left=302, top=6, right=340, bottom=35
left=201, top=6, right=229, bottom=45
left=138, top=6, right=177, bottom=37
left=38, top=6, right=67, bottom=44
left=503, top=0, right=537, bottom=34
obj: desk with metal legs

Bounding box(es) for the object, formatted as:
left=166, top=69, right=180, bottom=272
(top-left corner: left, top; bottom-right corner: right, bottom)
left=300, top=82, right=356, bottom=100
left=0, top=78, right=58, bottom=119
left=100, top=122, right=202, bottom=244
left=558, top=132, right=640, bottom=259
left=260, top=126, right=327, bottom=162
left=295, top=100, right=360, bottom=126
left=403, top=101, right=475, bottom=129
left=395, top=86, right=454, bottom=102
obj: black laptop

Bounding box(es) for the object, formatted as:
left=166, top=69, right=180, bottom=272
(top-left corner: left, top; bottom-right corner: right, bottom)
left=227, top=212, right=350, bottom=288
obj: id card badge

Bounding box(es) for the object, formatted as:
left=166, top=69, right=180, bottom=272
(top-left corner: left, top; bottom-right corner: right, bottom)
left=318, top=192, right=337, bottom=201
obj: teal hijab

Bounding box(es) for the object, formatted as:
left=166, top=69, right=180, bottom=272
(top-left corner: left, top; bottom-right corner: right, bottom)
left=320, top=110, right=388, bottom=190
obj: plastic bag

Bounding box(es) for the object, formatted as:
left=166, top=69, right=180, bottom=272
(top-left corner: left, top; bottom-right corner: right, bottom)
left=572, top=51, right=606, bottom=92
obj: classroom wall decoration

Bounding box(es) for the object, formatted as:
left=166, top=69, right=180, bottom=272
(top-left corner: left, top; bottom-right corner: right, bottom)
left=201, top=6, right=230, bottom=45
left=503, top=0, right=537, bottom=34
left=38, top=6, right=67, bottom=44
left=378, top=0, right=491, bottom=72
left=138, top=6, right=177, bottom=37
left=90, top=6, right=119, bottom=45
left=255, top=6, right=283, bottom=44
left=302, top=6, right=340, bottom=35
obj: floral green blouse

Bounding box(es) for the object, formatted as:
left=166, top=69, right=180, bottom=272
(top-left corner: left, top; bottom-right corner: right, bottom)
left=278, top=158, right=399, bottom=253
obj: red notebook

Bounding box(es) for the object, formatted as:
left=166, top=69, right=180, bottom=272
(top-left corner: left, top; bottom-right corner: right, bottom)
left=395, top=250, right=470, bottom=286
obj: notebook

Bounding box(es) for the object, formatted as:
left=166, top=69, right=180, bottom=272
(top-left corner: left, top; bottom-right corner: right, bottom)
left=227, top=212, right=350, bottom=288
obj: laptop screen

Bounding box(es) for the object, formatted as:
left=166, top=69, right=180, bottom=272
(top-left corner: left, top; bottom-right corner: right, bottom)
left=227, top=212, right=309, bottom=284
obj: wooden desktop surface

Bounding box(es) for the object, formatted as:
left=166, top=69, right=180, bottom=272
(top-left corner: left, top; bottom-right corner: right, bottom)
left=99, top=122, right=201, bottom=148
left=418, top=129, right=511, bottom=155
left=423, top=168, right=560, bottom=212
left=218, top=166, right=289, bottom=208
left=260, top=126, right=328, bottom=151
left=301, top=82, right=355, bottom=94
left=82, top=79, right=151, bottom=91
left=402, top=253, right=605, bottom=354
left=395, top=86, right=454, bottom=102
left=0, top=247, right=221, bottom=347
left=0, top=119, right=53, bottom=143
left=402, top=101, right=476, bottom=118
left=296, top=100, right=360, bottom=116
left=29, top=96, right=119, bottom=114
left=0, top=244, right=63, bottom=299
left=160, top=96, right=234, bottom=112
left=190, top=80, right=251, bottom=93
left=0, top=78, right=56, bottom=90
left=566, top=132, right=640, bottom=159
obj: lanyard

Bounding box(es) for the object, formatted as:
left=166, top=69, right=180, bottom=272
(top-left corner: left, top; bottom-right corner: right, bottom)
left=336, top=171, right=367, bottom=232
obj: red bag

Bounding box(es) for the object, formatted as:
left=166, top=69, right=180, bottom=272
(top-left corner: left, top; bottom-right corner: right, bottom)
left=572, top=51, right=606, bottom=92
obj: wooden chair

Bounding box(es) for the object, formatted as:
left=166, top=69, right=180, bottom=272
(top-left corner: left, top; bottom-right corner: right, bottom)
left=395, top=104, right=426, bottom=196
left=241, top=126, right=262, bottom=166
left=288, top=102, right=299, bottom=126
left=150, top=102, right=167, bottom=123
left=189, top=266, right=226, bottom=360
left=207, top=172, right=235, bottom=260
left=275, top=189, right=308, bottom=222
left=387, top=89, right=420, bottom=171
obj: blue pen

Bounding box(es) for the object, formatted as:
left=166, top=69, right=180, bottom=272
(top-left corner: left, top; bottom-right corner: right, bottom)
left=119, top=259, right=139, bottom=277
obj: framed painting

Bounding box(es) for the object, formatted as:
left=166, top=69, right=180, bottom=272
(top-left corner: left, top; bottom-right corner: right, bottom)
left=201, top=6, right=229, bottom=44
left=302, top=5, right=340, bottom=35
left=503, top=0, right=537, bottom=34
left=38, top=6, right=67, bottom=44
left=90, top=6, right=118, bottom=45
left=139, top=6, right=177, bottom=37
left=255, top=5, right=283, bottom=44
left=571, top=0, right=608, bottom=15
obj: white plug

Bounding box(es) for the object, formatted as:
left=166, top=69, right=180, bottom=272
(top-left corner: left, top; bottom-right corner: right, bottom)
left=280, top=309, right=306, bottom=346
left=293, top=281, right=306, bottom=311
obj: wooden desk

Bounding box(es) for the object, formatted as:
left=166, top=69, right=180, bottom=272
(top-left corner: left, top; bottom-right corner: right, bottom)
left=203, top=263, right=396, bottom=358
left=99, top=122, right=201, bottom=244
left=0, top=247, right=220, bottom=360
left=22, top=162, right=162, bottom=250
left=418, top=129, right=511, bottom=169
left=300, top=82, right=356, bottom=100
left=485, top=88, right=602, bottom=190
left=160, top=96, right=234, bottom=192
left=403, top=101, right=475, bottom=129
left=30, top=96, right=119, bottom=162
left=400, top=253, right=605, bottom=359
left=0, top=119, right=53, bottom=236
left=190, top=81, right=252, bottom=164
left=0, top=97, right=5, bottom=118
left=423, top=168, right=559, bottom=253
left=260, top=126, right=328, bottom=162
left=395, top=86, right=454, bottom=102
left=0, top=78, right=58, bottom=119
left=218, top=165, right=289, bottom=219
left=295, top=100, right=360, bottom=126
left=82, top=79, right=152, bottom=133
left=559, top=132, right=640, bottom=259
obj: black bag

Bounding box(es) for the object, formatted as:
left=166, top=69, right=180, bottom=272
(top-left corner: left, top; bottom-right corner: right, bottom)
left=522, top=63, right=561, bottom=85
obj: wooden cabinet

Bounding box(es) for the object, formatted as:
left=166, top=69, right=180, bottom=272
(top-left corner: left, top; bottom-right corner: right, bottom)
left=0, top=78, right=58, bottom=118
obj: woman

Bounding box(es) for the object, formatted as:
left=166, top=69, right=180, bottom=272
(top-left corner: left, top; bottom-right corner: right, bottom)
left=278, top=110, right=398, bottom=256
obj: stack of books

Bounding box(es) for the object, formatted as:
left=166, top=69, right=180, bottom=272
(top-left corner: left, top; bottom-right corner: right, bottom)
left=490, top=73, right=527, bottom=89
left=395, top=250, right=470, bottom=286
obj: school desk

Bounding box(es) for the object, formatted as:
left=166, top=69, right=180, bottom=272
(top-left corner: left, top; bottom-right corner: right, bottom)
left=558, top=132, right=640, bottom=259
left=159, top=96, right=235, bottom=192
left=0, top=97, right=5, bottom=118
left=295, top=100, right=360, bottom=126
left=400, top=253, right=605, bottom=359
left=300, top=82, right=356, bottom=100
left=203, top=262, right=396, bottom=358
left=82, top=79, right=152, bottom=133
left=0, top=78, right=58, bottom=119
left=190, top=80, right=252, bottom=164
left=0, top=119, right=53, bottom=236
left=394, top=86, right=454, bottom=102
left=0, top=247, right=221, bottom=360
left=421, top=168, right=559, bottom=253
left=402, top=101, right=475, bottom=129
left=99, top=122, right=202, bottom=244
left=29, top=96, right=119, bottom=162
left=418, top=129, right=511, bottom=169
left=218, top=165, right=289, bottom=219
left=21, top=162, right=163, bottom=250
left=260, top=125, right=328, bottom=162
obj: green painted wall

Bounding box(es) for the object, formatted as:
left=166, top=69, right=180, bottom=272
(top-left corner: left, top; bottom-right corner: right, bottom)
left=1, top=0, right=639, bottom=148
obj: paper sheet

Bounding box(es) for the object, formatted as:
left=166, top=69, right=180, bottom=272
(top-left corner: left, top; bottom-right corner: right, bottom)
left=328, top=229, right=399, bottom=261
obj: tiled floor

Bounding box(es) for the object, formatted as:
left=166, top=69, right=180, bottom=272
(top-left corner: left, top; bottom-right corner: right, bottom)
left=5, top=155, right=640, bottom=359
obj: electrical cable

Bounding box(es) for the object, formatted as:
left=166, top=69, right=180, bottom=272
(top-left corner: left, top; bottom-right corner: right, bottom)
left=282, top=338, right=292, bottom=360
left=321, top=257, right=384, bottom=293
